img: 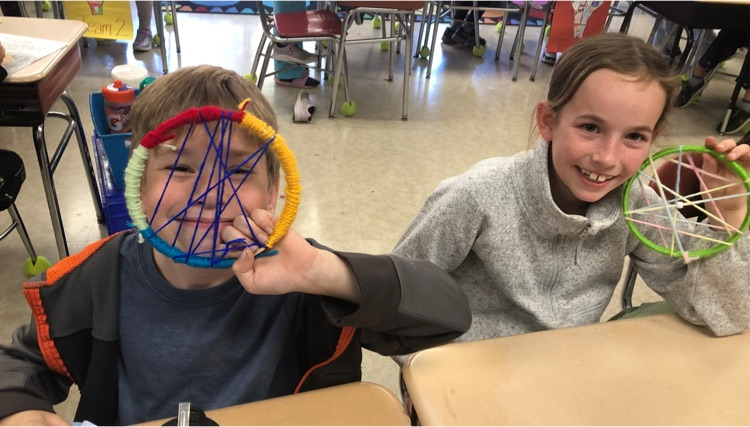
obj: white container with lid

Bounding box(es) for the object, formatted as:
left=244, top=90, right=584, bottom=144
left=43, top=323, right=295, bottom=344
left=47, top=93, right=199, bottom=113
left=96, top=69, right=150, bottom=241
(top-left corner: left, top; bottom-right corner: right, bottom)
left=111, top=64, right=149, bottom=89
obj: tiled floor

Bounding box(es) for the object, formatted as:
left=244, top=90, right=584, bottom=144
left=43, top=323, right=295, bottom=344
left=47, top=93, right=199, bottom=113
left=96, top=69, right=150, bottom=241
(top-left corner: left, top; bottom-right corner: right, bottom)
left=0, top=3, right=745, bottom=421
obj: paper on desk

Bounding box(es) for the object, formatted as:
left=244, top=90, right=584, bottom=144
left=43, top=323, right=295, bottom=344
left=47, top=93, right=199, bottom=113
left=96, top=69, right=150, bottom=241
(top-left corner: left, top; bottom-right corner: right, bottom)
left=0, top=33, right=67, bottom=76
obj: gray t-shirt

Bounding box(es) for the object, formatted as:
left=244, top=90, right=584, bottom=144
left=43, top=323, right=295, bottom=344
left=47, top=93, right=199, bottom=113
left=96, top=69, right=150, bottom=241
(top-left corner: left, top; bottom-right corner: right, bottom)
left=117, top=234, right=304, bottom=425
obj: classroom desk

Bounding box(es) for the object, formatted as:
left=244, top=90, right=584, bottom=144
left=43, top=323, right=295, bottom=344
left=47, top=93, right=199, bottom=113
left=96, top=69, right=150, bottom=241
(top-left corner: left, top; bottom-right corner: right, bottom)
left=140, top=382, right=410, bottom=426
left=403, top=314, right=750, bottom=425
left=619, top=1, right=750, bottom=135
left=0, top=16, right=103, bottom=259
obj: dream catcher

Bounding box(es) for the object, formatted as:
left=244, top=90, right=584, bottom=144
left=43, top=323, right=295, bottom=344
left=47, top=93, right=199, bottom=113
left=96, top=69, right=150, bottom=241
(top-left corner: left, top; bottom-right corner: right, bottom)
left=124, top=100, right=300, bottom=268
left=622, top=145, right=750, bottom=261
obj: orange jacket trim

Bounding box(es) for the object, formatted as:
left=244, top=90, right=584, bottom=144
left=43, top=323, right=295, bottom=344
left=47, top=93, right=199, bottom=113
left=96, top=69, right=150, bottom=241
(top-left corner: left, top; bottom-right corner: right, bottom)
left=294, top=326, right=357, bottom=394
left=21, top=233, right=121, bottom=381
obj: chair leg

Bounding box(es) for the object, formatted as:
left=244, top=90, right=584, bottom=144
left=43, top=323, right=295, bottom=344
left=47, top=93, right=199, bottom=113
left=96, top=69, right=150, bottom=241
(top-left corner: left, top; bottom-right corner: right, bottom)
left=402, top=12, right=413, bottom=121
left=494, top=15, right=508, bottom=61
left=7, top=204, right=39, bottom=264
left=426, top=1, right=444, bottom=79
left=530, top=3, right=552, bottom=82
left=257, top=40, right=274, bottom=90
left=250, top=32, right=268, bottom=82
left=621, top=259, right=637, bottom=310
left=170, top=0, right=181, bottom=54
left=152, top=0, right=169, bottom=74
left=511, top=4, right=529, bottom=82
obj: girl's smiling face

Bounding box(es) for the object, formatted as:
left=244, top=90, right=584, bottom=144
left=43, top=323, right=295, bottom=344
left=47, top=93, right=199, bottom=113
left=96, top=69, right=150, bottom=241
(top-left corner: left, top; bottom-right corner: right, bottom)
left=536, top=69, right=667, bottom=215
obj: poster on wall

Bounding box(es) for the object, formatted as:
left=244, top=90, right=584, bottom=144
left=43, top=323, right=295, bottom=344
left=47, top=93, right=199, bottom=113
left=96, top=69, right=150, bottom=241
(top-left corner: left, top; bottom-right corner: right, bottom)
left=64, top=1, right=134, bottom=40
left=547, top=1, right=611, bottom=53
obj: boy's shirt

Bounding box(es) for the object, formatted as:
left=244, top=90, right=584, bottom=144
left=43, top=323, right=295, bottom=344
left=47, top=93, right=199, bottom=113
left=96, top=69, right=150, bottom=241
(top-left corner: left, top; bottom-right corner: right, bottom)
left=0, top=230, right=471, bottom=425
left=117, top=234, right=302, bottom=424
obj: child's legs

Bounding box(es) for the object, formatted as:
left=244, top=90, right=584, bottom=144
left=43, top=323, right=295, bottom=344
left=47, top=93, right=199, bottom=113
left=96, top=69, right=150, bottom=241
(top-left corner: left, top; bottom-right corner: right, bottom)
left=273, top=1, right=306, bottom=79
left=135, top=1, right=153, bottom=32
left=697, top=29, right=749, bottom=75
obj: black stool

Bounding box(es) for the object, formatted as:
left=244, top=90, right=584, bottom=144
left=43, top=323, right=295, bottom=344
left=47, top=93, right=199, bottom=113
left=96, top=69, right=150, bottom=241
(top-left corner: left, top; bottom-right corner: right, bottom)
left=0, top=149, right=52, bottom=276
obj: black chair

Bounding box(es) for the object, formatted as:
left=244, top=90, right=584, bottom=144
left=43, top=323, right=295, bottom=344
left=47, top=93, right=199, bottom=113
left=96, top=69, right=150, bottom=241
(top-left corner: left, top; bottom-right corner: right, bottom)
left=0, top=149, right=52, bottom=276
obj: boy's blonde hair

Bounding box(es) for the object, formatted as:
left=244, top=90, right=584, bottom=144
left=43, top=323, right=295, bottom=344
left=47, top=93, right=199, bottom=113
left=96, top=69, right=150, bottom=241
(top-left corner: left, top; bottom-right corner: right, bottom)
left=130, top=65, right=280, bottom=185
left=546, top=33, right=681, bottom=132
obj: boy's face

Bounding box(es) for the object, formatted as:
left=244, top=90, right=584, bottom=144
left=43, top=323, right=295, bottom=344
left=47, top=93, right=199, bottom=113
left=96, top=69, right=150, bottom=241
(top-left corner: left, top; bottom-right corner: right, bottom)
left=536, top=69, right=665, bottom=214
left=141, top=125, right=279, bottom=257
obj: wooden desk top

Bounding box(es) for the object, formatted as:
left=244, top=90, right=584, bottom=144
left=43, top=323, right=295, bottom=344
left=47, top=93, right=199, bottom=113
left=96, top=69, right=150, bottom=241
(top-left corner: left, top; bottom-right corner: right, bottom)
left=403, top=314, right=750, bottom=425
left=140, top=382, right=410, bottom=426
left=0, top=16, right=86, bottom=83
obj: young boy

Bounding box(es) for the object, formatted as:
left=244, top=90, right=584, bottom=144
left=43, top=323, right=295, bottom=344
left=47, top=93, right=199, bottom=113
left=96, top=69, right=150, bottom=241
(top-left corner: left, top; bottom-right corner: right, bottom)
left=0, top=65, right=471, bottom=426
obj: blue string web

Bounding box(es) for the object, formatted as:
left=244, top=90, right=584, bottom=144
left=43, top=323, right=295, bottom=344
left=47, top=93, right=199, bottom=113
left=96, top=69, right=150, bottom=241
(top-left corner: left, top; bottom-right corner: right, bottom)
left=142, top=112, right=275, bottom=268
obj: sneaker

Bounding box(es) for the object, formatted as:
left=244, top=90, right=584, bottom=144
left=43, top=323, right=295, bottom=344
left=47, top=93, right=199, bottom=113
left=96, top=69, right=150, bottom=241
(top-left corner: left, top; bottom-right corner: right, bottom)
left=293, top=90, right=316, bottom=122
left=441, top=27, right=457, bottom=45
left=451, top=27, right=486, bottom=47
left=675, top=79, right=705, bottom=109
left=133, top=29, right=153, bottom=52
left=541, top=51, right=556, bottom=66
left=271, top=43, right=317, bottom=64
left=274, top=76, right=320, bottom=89
left=715, top=105, right=750, bottom=135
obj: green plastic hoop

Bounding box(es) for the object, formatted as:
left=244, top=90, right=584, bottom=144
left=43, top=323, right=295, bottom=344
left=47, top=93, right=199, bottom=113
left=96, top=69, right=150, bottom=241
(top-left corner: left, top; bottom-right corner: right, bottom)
left=622, top=145, right=750, bottom=259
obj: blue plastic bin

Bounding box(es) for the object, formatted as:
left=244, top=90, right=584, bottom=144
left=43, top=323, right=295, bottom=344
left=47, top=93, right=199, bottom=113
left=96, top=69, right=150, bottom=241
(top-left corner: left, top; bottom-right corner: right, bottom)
left=89, top=91, right=137, bottom=190
left=92, top=135, right=132, bottom=235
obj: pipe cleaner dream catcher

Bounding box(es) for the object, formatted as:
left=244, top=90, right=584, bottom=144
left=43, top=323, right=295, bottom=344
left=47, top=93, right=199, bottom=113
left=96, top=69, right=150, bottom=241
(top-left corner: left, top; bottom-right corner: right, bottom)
left=622, top=145, right=750, bottom=262
left=124, top=99, right=300, bottom=269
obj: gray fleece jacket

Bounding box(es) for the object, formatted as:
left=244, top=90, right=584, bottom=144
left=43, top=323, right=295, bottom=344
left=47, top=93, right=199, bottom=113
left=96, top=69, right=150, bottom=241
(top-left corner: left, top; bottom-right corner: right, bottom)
left=394, top=140, right=750, bottom=344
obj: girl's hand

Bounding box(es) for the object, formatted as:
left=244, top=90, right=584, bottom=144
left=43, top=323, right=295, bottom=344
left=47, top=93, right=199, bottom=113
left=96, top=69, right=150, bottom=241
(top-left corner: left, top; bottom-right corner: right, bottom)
left=702, top=137, right=750, bottom=229
left=222, top=210, right=360, bottom=302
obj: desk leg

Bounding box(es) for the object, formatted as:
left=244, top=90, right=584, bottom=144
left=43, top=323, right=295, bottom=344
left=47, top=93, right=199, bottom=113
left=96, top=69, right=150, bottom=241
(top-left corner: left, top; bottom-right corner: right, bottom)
left=33, top=125, right=69, bottom=259
left=60, top=91, right=104, bottom=223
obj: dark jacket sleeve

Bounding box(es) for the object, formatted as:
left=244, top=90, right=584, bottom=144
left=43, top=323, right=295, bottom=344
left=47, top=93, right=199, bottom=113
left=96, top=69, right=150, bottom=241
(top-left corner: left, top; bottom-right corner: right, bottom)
left=0, top=320, right=72, bottom=420
left=311, top=239, right=471, bottom=355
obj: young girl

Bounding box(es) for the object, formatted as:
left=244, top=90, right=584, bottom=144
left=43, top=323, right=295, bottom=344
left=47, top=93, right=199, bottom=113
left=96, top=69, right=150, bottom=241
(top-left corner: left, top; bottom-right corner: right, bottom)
left=394, top=33, right=750, bottom=345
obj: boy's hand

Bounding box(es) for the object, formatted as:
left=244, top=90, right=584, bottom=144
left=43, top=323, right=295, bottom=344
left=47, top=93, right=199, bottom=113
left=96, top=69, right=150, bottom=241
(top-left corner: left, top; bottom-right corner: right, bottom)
left=0, top=410, right=69, bottom=426
left=702, top=137, right=750, bottom=229
left=223, top=210, right=361, bottom=303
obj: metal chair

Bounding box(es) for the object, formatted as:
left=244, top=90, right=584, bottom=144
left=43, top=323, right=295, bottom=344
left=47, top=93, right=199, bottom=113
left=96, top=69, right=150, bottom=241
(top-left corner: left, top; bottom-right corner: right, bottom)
left=331, top=1, right=423, bottom=120
left=248, top=1, right=345, bottom=91
left=415, top=1, right=528, bottom=81
left=152, top=0, right=182, bottom=75
left=0, top=149, right=52, bottom=276
left=621, top=152, right=704, bottom=309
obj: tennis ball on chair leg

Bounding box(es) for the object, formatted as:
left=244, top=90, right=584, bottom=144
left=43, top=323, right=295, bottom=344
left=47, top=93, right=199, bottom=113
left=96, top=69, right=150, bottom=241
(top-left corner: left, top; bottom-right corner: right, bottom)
left=244, top=73, right=258, bottom=84
left=495, top=22, right=503, bottom=32
left=24, top=256, right=52, bottom=277
left=42, top=0, right=51, bottom=12
left=153, top=34, right=161, bottom=47
left=472, top=45, right=486, bottom=57
left=164, top=12, right=173, bottom=25
left=341, top=101, right=357, bottom=117
left=419, top=46, right=430, bottom=59
left=373, top=16, right=381, bottom=29
left=380, top=41, right=390, bottom=51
